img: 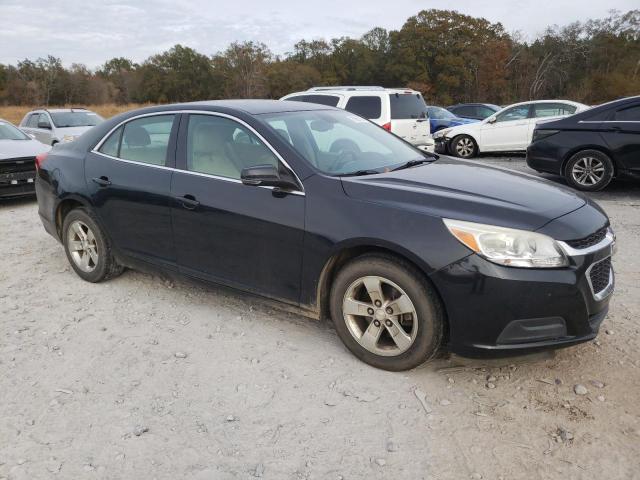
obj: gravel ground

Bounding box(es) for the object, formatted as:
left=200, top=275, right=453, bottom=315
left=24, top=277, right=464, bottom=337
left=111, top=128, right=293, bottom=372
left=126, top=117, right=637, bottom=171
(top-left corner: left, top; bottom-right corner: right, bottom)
left=1, top=156, right=639, bottom=480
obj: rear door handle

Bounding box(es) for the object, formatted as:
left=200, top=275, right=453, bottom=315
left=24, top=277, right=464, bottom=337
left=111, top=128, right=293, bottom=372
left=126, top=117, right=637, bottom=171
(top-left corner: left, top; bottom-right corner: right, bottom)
left=177, top=194, right=200, bottom=210
left=92, top=176, right=111, bottom=187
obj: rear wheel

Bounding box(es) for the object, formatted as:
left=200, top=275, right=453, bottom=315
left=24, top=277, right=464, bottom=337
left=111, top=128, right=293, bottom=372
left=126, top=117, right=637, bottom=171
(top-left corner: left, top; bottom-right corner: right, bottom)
left=564, top=150, right=614, bottom=191
left=451, top=135, right=478, bottom=158
left=329, top=254, right=444, bottom=371
left=62, top=208, right=123, bottom=282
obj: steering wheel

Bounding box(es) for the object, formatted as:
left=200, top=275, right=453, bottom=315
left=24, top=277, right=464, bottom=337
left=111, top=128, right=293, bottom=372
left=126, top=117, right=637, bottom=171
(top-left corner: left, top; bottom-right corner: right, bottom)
left=329, top=139, right=361, bottom=172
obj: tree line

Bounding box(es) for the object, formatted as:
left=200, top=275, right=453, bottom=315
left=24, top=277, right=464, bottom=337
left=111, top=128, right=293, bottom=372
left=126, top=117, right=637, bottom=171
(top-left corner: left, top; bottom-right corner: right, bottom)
left=0, top=9, right=638, bottom=108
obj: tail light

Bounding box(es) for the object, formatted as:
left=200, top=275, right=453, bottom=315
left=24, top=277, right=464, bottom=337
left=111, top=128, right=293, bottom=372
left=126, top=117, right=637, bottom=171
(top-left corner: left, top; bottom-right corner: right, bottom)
left=382, top=122, right=392, bottom=132
left=35, top=152, right=49, bottom=170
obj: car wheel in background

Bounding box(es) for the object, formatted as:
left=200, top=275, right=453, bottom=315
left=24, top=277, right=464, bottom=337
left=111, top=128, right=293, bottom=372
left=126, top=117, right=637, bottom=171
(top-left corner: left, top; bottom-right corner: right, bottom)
left=564, top=149, right=614, bottom=191
left=329, top=253, right=443, bottom=371
left=62, top=208, right=123, bottom=282
left=451, top=135, right=478, bottom=158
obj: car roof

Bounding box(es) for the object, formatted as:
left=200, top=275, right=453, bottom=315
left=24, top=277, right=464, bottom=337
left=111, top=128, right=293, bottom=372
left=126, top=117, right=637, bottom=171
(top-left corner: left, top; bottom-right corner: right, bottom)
left=286, top=87, right=421, bottom=96
left=134, top=99, right=335, bottom=116
left=449, top=103, right=500, bottom=108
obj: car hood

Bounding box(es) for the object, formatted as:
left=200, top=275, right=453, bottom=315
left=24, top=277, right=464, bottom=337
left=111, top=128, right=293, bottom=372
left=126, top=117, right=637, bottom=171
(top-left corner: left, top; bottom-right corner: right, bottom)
left=450, top=117, right=479, bottom=126
left=341, top=157, right=587, bottom=233
left=0, top=139, right=51, bottom=160
left=55, top=126, right=95, bottom=137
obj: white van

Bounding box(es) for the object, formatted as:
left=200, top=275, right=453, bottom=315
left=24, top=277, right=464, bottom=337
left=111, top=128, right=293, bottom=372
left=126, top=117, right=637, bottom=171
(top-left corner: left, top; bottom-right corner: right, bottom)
left=281, top=87, right=434, bottom=151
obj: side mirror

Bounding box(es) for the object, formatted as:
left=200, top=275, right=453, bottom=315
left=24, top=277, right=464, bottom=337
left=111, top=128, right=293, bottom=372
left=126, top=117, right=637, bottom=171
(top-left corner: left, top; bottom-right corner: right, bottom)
left=37, top=121, right=51, bottom=129
left=241, top=164, right=300, bottom=191
left=486, top=116, right=497, bottom=124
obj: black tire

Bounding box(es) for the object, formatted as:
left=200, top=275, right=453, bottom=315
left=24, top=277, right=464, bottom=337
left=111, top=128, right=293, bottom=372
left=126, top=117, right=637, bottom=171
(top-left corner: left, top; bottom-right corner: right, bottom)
left=329, top=253, right=444, bottom=371
left=62, top=207, right=123, bottom=282
left=451, top=135, right=478, bottom=158
left=564, top=149, right=614, bottom=191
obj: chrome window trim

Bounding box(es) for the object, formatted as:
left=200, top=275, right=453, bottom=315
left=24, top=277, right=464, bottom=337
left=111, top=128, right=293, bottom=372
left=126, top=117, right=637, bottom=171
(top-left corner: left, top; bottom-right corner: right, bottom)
left=91, top=109, right=305, bottom=195
left=578, top=120, right=640, bottom=124
left=557, top=229, right=615, bottom=257
left=585, top=256, right=614, bottom=301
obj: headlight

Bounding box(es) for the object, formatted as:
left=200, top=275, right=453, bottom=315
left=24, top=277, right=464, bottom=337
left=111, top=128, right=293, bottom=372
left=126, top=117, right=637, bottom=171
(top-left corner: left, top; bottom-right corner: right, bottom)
left=434, top=128, right=452, bottom=139
left=62, top=135, right=78, bottom=143
left=444, top=219, right=568, bottom=268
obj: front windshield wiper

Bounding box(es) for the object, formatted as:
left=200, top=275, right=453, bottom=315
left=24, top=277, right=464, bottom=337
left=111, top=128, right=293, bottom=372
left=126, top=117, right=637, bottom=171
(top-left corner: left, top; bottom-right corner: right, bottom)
left=390, top=158, right=437, bottom=172
left=338, top=169, right=382, bottom=177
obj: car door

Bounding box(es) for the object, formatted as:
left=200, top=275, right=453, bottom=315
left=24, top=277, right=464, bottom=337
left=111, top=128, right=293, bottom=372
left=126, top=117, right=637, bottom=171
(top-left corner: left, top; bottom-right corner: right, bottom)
left=34, top=113, right=54, bottom=145
left=171, top=112, right=305, bottom=303
left=389, top=93, right=431, bottom=145
left=480, top=104, right=531, bottom=151
left=86, top=113, right=178, bottom=267
left=604, top=103, right=640, bottom=176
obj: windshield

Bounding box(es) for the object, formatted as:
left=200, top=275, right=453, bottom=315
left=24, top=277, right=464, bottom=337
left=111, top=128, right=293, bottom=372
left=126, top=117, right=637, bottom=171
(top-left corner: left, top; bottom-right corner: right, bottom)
left=260, top=110, right=429, bottom=175
left=50, top=111, right=103, bottom=128
left=0, top=121, right=30, bottom=140
left=427, top=106, right=457, bottom=120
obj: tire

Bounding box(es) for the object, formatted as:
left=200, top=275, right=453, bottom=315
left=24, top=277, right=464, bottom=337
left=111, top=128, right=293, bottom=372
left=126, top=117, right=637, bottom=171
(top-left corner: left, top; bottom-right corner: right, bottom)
left=62, top=207, right=123, bottom=282
left=329, top=253, right=444, bottom=371
left=564, top=150, right=614, bottom=191
left=451, top=135, right=478, bottom=158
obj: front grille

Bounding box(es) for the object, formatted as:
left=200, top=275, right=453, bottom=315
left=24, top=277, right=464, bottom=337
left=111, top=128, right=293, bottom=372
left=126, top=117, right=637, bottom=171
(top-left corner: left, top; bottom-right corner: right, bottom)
left=566, top=227, right=608, bottom=250
left=589, top=257, right=612, bottom=294
left=0, top=157, right=36, bottom=174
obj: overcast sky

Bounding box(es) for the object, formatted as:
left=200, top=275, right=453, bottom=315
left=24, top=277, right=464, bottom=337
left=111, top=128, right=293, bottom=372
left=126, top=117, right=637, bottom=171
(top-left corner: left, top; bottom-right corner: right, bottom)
left=1, top=0, right=636, bottom=67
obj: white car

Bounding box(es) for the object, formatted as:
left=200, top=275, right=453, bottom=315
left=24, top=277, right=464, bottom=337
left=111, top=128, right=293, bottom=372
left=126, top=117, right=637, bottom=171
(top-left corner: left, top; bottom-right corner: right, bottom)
left=0, top=118, right=51, bottom=198
left=19, top=108, right=103, bottom=146
left=433, top=100, right=589, bottom=158
left=281, top=86, right=434, bottom=151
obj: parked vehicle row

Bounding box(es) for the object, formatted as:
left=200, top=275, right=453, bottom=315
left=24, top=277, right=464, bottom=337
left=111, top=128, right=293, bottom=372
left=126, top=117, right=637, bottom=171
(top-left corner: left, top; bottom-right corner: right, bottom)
left=0, top=118, right=50, bottom=198
left=433, top=100, right=589, bottom=158
left=36, top=100, right=615, bottom=371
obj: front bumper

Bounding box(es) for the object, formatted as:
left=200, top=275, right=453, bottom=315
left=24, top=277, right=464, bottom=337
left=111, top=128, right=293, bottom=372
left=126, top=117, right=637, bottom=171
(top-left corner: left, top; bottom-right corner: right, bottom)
left=434, top=136, right=450, bottom=154
left=431, top=233, right=614, bottom=357
left=0, top=170, right=36, bottom=198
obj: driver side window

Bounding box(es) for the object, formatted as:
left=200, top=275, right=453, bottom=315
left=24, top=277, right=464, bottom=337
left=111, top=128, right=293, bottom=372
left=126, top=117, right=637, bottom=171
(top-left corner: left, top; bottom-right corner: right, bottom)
left=495, top=105, right=530, bottom=122
left=186, top=114, right=279, bottom=180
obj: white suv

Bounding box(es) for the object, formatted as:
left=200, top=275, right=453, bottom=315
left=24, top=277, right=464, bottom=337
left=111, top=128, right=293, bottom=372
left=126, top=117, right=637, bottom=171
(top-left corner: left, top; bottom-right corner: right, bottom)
left=20, top=108, right=104, bottom=146
left=281, top=87, right=434, bottom=151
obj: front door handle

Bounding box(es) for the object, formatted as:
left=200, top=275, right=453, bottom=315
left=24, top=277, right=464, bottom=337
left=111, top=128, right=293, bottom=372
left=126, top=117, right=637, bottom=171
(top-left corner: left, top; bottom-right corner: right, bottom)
left=177, top=194, right=200, bottom=210
left=92, top=176, right=111, bottom=187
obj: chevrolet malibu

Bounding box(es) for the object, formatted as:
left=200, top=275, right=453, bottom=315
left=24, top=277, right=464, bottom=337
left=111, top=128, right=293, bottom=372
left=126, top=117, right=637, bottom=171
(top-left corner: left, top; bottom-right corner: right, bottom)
left=35, top=101, right=615, bottom=371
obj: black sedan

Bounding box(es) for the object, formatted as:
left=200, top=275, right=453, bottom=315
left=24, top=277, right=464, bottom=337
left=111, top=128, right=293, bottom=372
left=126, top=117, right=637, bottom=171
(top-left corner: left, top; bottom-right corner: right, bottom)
left=35, top=101, right=615, bottom=371
left=527, top=95, right=640, bottom=191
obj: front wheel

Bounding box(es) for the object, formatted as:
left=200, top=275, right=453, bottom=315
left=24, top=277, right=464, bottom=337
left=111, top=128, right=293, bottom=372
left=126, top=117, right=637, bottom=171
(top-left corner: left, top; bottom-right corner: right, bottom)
left=329, top=254, right=444, bottom=371
left=451, top=135, right=478, bottom=158
left=62, top=208, right=123, bottom=282
left=564, top=150, right=614, bottom=191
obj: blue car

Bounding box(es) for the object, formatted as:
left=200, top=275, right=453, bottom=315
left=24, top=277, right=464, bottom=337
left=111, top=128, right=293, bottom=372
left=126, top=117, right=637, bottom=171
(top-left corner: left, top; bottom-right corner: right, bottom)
left=426, top=106, right=478, bottom=133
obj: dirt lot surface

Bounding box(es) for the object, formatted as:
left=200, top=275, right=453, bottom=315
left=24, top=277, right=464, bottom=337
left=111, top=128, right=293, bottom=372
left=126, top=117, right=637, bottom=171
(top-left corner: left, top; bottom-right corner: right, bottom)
left=1, top=156, right=639, bottom=480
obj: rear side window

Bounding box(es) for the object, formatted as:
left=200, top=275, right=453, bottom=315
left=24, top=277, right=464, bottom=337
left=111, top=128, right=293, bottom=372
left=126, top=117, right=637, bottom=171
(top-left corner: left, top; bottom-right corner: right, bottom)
left=286, top=95, right=340, bottom=107
left=533, top=103, right=577, bottom=118
left=106, top=115, right=175, bottom=166
left=345, top=96, right=382, bottom=119
left=613, top=105, right=640, bottom=121
left=98, top=126, right=123, bottom=157
left=390, top=94, right=427, bottom=119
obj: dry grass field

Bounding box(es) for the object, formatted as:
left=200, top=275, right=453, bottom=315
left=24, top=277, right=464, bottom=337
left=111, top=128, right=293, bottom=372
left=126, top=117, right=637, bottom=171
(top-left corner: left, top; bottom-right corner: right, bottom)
left=0, top=103, right=153, bottom=125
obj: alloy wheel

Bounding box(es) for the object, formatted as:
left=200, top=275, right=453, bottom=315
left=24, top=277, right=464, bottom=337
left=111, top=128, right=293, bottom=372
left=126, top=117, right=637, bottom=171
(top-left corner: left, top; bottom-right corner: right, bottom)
left=342, top=276, right=418, bottom=357
left=571, top=156, right=605, bottom=187
left=67, top=220, right=99, bottom=273
left=455, top=137, right=475, bottom=157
